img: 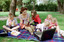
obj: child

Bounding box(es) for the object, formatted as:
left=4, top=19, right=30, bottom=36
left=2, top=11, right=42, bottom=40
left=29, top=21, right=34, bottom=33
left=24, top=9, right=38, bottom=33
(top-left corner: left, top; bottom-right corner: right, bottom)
left=31, top=10, right=41, bottom=26
left=3, top=13, right=20, bottom=31
left=36, top=15, right=53, bottom=32
left=25, top=22, right=35, bottom=35
left=36, top=21, right=50, bottom=32
left=43, top=21, right=50, bottom=30
left=50, top=18, right=60, bottom=36
left=44, top=14, right=53, bottom=23
left=50, top=18, right=58, bottom=29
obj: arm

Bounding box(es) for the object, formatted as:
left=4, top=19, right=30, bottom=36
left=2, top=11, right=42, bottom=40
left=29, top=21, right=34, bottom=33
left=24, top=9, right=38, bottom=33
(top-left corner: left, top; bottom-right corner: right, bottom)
left=30, top=17, right=34, bottom=24
left=12, top=26, right=20, bottom=30
left=36, top=17, right=41, bottom=24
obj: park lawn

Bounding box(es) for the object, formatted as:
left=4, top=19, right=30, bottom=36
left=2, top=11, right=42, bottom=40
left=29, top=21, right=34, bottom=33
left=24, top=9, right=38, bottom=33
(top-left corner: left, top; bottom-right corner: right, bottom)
left=0, top=11, right=64, bottom=42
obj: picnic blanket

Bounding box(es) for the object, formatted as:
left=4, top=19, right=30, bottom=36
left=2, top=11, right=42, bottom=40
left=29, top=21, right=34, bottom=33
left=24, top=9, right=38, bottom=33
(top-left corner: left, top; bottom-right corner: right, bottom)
left=8, top=29, right=38, bottom=41
left=7, top=29, right=64, bottom=42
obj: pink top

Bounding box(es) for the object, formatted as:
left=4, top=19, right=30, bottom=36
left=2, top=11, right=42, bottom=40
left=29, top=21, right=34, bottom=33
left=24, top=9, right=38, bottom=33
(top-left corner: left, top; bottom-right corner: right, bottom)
left=49, top=22, right=57, bottom=29
left=44, top=19, right=51, bottom=23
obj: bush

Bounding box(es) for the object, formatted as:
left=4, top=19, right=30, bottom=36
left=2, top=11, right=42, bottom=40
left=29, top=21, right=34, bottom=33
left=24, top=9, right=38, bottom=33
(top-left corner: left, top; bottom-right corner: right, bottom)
left=0, top=5, right=2, bottom=11
left=35, top=3, right=58, bottom=11
left=2, top=1, right=10, bottom=11
left=25, top=4, right=33, bottom=11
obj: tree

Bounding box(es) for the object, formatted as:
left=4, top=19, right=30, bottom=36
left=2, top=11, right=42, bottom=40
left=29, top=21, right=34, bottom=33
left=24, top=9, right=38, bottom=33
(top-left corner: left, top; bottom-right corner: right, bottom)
left=57, top=0, right=64, bottom=14
left=0, top=0, right=11, bottom=11
left=9, top=0, right=17, bottom=16
left=32, top=0, right=36, bottom=9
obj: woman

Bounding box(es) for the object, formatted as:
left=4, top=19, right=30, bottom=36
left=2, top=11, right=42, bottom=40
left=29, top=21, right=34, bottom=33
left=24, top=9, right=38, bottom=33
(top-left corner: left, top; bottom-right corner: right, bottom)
left=18, top=7, right=30, bottom=25
left=18, top=7, right=30, bottom=29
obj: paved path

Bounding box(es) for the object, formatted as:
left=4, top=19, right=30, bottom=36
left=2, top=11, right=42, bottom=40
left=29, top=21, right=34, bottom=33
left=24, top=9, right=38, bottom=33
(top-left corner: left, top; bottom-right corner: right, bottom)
left=0, top=16, right=7, bottom=20
left=0, top=17, right=18, bottom=20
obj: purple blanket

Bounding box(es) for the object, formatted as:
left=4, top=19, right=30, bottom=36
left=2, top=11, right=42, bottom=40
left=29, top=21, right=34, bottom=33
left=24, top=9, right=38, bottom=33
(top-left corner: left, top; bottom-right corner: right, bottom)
left=8, top=29, right=64, bottom=42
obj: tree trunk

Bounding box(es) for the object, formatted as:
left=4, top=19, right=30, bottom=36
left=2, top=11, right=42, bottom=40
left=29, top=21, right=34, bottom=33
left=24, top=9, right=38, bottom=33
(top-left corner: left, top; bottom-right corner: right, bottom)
left=63, top=0, right=64, bottom=14
left=57, top=0, right=64, bottom=14
left=33, top=0, right=35, bottom=9
left=9, top=0, right=17, bottom=16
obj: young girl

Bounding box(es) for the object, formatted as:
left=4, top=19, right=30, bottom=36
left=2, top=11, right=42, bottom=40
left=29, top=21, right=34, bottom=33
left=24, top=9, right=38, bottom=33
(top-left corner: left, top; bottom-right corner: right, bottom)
left=43, top=21, right=50, bottom=30
left=36, top=15, right=52, bottom=32
left=36, top=21, right=50, bottom=32
left=50, top=18, right=60, bottom=36
left=50, top=18, right=58, bottom=28
left=3, top=13, right=20, bottom=31
left=31, top=10, right=41, bottom=26
left=44, top=14, right=53, bottom=23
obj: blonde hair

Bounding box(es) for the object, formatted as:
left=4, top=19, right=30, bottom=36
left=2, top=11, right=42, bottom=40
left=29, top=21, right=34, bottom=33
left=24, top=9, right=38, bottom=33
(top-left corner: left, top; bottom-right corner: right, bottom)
left=51, top=18, right=57, bottom=23
left=44, top=21, right=50, bottom=27
left=47, top=14, right=53, bottom=20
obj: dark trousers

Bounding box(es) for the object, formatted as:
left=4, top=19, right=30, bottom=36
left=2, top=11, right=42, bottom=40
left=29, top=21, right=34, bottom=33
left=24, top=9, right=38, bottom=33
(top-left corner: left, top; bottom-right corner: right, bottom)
left=30, top=21, right=38, bottom=26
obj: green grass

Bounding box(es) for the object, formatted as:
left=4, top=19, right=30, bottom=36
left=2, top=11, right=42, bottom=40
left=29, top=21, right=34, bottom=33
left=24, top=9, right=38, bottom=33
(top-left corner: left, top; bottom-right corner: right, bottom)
left=0, top=11, right=64, bottom=42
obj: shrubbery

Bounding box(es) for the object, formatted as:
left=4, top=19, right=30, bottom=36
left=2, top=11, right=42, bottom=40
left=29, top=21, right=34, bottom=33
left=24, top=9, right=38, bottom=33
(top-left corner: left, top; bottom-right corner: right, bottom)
left=0, top=0, right=10, bottom=11
left=25, top=4, right=33, bottom=11
left=0, top=1, right=58, bottom=11
left=25, top=3, right=58, bottom=11
left=0, top=5, right=2, bottom=11
left=36, top=3, right=58, bottom=11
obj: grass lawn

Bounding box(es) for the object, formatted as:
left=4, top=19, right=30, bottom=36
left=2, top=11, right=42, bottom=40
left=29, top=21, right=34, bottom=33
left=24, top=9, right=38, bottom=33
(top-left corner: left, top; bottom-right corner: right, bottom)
left=0, top=11, right=64, bottom=42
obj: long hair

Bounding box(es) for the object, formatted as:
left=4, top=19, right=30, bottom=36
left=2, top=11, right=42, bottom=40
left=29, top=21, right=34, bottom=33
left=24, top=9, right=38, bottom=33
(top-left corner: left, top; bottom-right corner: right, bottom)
left=31, top=10, right=37, bottom=18
left=47, top=14, right=53, bottom=20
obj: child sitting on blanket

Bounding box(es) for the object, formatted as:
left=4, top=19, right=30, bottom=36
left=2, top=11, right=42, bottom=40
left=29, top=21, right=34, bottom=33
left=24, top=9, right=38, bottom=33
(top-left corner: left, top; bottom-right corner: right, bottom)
left=36, top=14, right=53, bottom=32
left=44, top=14, right=53, bottom=23
left=36, top=21, right=50, bottom=32
left=43, top=21, right=50, bottom=30
left=50, top=18, right=58, bottom=29
left=50, top=18, right=60, bottom=36
left=30, top=10, right=41, bottom=26
left=3, top=13, right=20, bottom=32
